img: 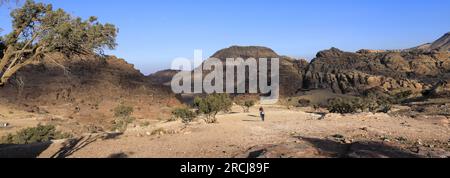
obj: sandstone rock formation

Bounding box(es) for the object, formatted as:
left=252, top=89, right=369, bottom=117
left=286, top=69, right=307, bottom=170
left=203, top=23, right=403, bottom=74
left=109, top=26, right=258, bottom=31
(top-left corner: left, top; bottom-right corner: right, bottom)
left=302, top=47, right=449, bottom=94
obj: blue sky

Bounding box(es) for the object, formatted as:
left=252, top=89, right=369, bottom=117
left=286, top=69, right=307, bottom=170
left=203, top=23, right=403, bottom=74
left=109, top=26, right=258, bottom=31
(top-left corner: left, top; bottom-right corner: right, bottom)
left=1, top=0, right=449, bottom=74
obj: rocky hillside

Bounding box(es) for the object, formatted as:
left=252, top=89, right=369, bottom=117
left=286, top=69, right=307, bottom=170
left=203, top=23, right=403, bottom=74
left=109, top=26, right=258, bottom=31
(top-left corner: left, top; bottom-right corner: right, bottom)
left=303, top=48, right=449, bottom=94
left=155, top=32, right=449, bottom=97
left=0, top=53, right=179, bottom=132
left=430, top=32, right=450, bottom=52
left=302, top=33, right=449, bottom=95
left=411, top=32, right=450, bottom=52
left=147, top=69, right=180, bottom=87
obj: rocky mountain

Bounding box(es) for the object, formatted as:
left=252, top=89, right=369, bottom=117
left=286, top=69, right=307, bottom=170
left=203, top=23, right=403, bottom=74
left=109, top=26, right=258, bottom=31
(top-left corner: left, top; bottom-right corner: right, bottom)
left=411, top=32, right=450, bottom=52
left=208, top=46, right=307, bottom=96
left=430, top=32, right=450, bottom=52
left=157, top=33, right=449, bottom=97
left=147, top=69, right=180, bottom=87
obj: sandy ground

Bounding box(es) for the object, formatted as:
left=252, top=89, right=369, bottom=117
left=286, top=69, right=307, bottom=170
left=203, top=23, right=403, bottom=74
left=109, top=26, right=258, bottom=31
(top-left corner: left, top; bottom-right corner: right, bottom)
left=4, top=105, right=442, bottom=158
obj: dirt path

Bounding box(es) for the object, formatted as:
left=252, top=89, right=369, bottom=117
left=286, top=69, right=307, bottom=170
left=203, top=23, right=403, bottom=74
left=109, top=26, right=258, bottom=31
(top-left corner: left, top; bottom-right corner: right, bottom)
left=33, top=105, right=449, bottom=158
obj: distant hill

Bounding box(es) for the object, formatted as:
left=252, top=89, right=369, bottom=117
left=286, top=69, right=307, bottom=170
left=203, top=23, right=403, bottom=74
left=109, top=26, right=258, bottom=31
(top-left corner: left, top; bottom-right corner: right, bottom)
left=211, top=46, right=279, bottom=60
left=430, top=32, right=450, bottom=52
left=410, top=32, right=450, bottom=52
left=209, top=46, right=307, bottom=96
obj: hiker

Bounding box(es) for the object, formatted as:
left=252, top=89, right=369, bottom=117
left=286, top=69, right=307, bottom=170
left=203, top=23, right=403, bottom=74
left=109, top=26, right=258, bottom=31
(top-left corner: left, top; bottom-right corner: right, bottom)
left=259, top=107, right=265, bottom=122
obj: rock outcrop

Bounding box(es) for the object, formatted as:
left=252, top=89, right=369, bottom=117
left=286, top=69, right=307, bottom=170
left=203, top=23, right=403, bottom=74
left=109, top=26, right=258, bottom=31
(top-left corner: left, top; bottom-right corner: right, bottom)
left=302, top=47, right=449, bottom=94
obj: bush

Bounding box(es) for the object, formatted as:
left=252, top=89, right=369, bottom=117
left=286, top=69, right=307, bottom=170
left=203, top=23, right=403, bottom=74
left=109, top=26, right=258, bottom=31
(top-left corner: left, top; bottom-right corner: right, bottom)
left=328, top=96, right=393, bottom=114
left=193, top=94, right=233, bottom=123
left=151, top=128, right=176, bottom=136
left=114, top=105, right=134, bottom=118
left=327, top=98, right=359, bottom=114
left=379, top=103, right=393, bottom=113
left=297, top=99, right=311, bottom=107
left=112, top=104, right=134, bottom=132
left=0, top=124, right=71, bottom=144
left=243, top=100, right=256, bottom=112
left=111, top=116, right=135, bottom=133
left=172, top=108, right=197, bottom=124
left=392, top=90, right=412, bottom=104
left=236, top=99, right=256, bottom=113
left=140, top=121, right=151, bottom=127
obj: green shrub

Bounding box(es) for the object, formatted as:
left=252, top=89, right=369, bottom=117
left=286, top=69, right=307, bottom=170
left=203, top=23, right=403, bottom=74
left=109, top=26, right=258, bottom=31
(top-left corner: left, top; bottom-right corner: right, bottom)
left=112, top=104, right=134, bottom=132
left=328, top=96, right=393, bottom=114
left=392, top=90, right=413, bottom=104
left=244, top=100, right=256, bottom=111
left=140, top=121, right=151, bottom=127
left=172, top=108, right=197, bottom=124
left=0, top=124, right=71, bottom=144
left=327, top=98, right=359, bottom=114
left=193, top=94, right=233, bottom=123
left=114, top=105, right=133, bottom=118
left=379, top=103, right=393, bottom=113
left=151, top=128, right=176, bottom=136
left=111, top=116, right=135, bottom=133
left=236, top=99, right=256, bottom=113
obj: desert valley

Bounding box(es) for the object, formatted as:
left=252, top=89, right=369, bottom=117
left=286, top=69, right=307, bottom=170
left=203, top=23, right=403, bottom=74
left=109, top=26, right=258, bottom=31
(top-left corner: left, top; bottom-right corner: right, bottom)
left=0, top=0, right=449, bottom=159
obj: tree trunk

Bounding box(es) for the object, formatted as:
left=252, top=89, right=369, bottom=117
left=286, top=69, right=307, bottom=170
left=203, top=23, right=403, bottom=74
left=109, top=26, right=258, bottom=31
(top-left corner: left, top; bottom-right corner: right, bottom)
left=0, top=47, right=43, bottom=86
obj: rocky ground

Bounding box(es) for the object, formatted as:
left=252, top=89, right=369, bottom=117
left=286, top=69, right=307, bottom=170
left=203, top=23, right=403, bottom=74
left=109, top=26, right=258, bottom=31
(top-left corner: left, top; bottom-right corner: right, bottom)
left=1, top=105, right=448, bottom=158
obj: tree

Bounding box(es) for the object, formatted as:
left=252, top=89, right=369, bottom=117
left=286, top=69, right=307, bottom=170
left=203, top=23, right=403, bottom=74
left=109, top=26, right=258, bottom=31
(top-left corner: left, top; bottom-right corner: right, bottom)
left=193, top=94, right=233, bottom=123
left=0, top=0, right=117, bottom=86
left=112, top=104, right=134, bottom=133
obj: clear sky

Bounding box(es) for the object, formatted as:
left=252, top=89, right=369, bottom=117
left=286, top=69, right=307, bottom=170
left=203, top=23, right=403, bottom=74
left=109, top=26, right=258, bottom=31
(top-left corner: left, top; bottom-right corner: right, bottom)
left=1, top=0, right=449, bottom=74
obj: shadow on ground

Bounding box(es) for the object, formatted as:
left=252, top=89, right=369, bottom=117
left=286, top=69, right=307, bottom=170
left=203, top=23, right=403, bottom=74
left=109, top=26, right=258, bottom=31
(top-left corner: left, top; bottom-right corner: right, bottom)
left=299, top=137, right=422, bottom=158
left=108, top=152, right=129, bottom=158
left=0, top=142, right=52, bottom=158
left=0, top=132, right=123, bottom=158
left=239, top=136, right=424, bottom=158
left=51, top=133, right=123, bottom=158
